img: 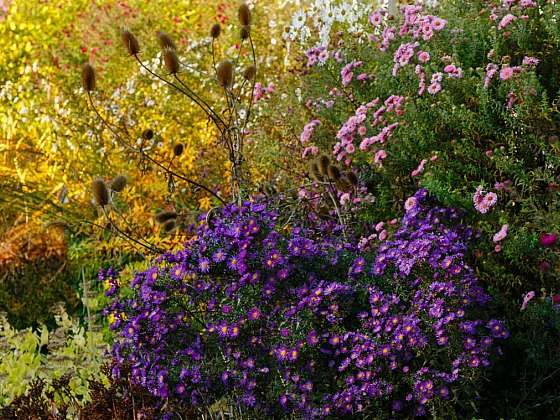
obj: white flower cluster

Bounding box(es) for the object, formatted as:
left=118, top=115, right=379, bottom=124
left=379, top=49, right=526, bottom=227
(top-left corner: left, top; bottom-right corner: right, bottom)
left=283, top=0, right=390, bottom=46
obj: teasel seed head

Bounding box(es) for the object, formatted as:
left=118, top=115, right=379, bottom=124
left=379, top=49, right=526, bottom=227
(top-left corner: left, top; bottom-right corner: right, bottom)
left=238, top=3, right=251, bottom=26
left=217, top=60, right=234, bottom=88
left=81, top=63, right=96, bottom=91
left=335, top=178, right=352, bottom=192
left=318, top=154, right=330, bottom=176
left=346, top=171, right=358, bottom=186
left=243, top=64, right=256, bottom=81
left=157, top=31, right=176, bottom=51
left=309, top=161, right=323, bottom=182
left=142, top=128, right=154, bottom=140
left=110, top=175, right=128, bottom=192
left=210, top=23, right=221, bottom=39
left=92, top=178, right=109, bottom=206
left=327, top=164, right=341, bottom=181
left=154, top=210, right=177, bottom=224
left=121, top=29, right=140, bottom=56
left=163, top=47, right=180, bottom=74
left=162, top=219, right=177, bottom=233
left=173, top=143, right=184, bottom=156
left=240, top=25, right=250, bottom=40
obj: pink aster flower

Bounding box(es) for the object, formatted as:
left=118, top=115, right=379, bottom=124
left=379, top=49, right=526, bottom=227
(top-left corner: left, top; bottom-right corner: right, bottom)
left=493, top=224, right=509, bottom=242
left=369, top=11, right=383, bottom=27
left=499, top=66, right=514, bottom=81
left=404, top=196, right=418, bottom=211
left=411, top=159, right=428, bottom=177
left=522, top=56, right=539, bottom=66
left=521, top=291, right=535, bottom=311
left=417, top=51, right=430, bottom=63
left=498, top=14, right=517, bottom=30
left=374, top=149, right=388, bottom=166
left=431, top=17, right=447, bottom=31
left=427, top=82, right=442, bottom=95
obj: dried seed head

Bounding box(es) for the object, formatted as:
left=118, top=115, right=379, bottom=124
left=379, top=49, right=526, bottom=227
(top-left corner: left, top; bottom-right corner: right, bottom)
left=157, top=31, right=177, bottom=51
left=92, top=178, right=109, bottom=206
left=217, top=60, right=234, bottom=88
left=346, top=172, right=358, bottom=186
left=309, top=161, right=323, bottom=182
left=238, top=3, right=251, bottom=26
left=173, top=143, right=184, bottom=156
left=110, top=175, right=128, bottom=192
left=240, top=25, right=250, bottom=40
left=163, top=47, right=180, bottom=74
left=162, top=219, right=177, bottom=232
left=335, top=179, right=352, bottom=192
left=210, top=23, right=221, bottom=39
left=318, top=154, right=330, bottom=176
left=327, top=165, right=341, bottom=181
left=154, top=210, right=178, bottom=224
left=142, top=128, right=154, bottom=140
left=121, top=29, right=140, bottom=55
left=243, top=64, right=256, bottom=81
left=81, top=63, right=96, bottom=91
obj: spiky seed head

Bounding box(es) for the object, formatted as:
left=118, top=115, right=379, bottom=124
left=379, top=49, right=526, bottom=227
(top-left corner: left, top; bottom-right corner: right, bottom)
left=318, top=154, right=330, bottom=176
left=81, top=63, right=96, bottom=91
left=142, top=128, right=154, bottom=140
left=309, top=161, right=323, bottom=181
left=162, top=219, right=177, bottom=232
left=110, top=175, right=128, bottom=192
left=163, top=47, right=180, bottom=74
left=217, top=60, right=234, bottom=88
left=173, top=143, right=184, bottom=156
left=243, top=64, right=256, bottom=81
left=335, top=179, right=352, bottom=192
left=121, top=29, right=140, bottom=55
left=327, top=165, right=341, bottom=181
left=346, top=172, right=358, bottom=186
left=157, top=31, right=176, bottom=51
left=92, top=178, right=109, bottom=206
left=240, top=25, right=250, bottom=40
left=154, top=210, right=177, bottom=224
left=210, top=23, right=221, bottom=38
left=238, top=3, right=251, bottom=26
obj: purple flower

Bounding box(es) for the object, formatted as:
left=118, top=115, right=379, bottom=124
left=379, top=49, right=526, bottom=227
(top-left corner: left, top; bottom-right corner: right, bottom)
left=198, top=257, right=211, bottom=273
left=247, top=307, right=261, bottom=320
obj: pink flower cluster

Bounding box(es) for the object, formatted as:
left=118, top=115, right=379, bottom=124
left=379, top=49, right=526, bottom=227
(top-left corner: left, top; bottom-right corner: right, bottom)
left=367, top=5, right=459, bottom=97
left=300, top=119, right=321, bottom=144
left=399, top=5, right=447, bottom=41
left=341, top=60, right=363, bottom=86
left=333, top=95, right=405, bottom=164
left=253, top=82, right=275, bottom=102
left=305, top=46, right=329, bottom=67
left=473, top=186, right=498, bottom=214
left=490, top=0, right=536, bottom=31
left=392, top=41, right=420, bottom=76
left=498, top=13, right=517, bottom=30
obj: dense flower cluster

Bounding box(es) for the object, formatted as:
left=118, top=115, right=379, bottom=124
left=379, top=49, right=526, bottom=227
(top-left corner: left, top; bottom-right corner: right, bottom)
left=105, top=190, right=507, bottom=418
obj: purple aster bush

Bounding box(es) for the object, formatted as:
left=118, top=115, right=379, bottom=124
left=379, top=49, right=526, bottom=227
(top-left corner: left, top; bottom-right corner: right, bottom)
left=105, top=189, right=507, bottom=418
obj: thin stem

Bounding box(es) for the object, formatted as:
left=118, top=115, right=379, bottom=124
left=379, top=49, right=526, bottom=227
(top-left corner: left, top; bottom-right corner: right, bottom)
left=134, top=54, right=226, bottom=131
left=88, top=92, right=226, bottom=204
left=102, top=206, right=163, bottom=253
